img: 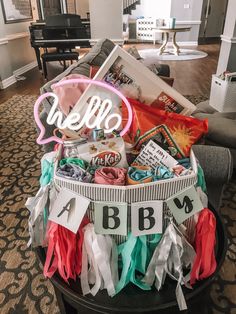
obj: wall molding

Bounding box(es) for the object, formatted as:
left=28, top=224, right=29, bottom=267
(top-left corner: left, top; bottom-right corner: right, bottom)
left=175, top=20, right=201, bottom=25
left=0, top=32, right=30, bottom=46
left=221, top=35, right=236, bottom=44
left=0, top=37, right=8, bottom=45
left=7, top=32, right=30, bottom=41
left=0, top=61, right=37, bottom=90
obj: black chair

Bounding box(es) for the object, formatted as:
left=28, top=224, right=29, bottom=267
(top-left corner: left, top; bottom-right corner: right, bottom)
left=41, top=14, right=84, bottom=79
left=41, top=49, right=79, bottom=79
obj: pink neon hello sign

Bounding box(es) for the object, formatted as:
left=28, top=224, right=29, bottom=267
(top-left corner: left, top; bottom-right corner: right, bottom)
left=34, top=78, right=133, bottom=145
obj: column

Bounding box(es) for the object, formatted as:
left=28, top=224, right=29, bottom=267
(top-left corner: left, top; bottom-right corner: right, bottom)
left=89, top=0, right=123, bottom=45
left=216, top=0, right=236, bottom=74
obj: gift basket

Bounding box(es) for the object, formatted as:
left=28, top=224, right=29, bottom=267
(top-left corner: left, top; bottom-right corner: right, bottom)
left=26, top=47, right=218, bottom=312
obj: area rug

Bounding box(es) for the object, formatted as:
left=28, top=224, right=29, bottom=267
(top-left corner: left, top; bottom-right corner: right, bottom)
left=0, top=94, right=235, bottom=314
left=138, top=48, right=208, bottom=61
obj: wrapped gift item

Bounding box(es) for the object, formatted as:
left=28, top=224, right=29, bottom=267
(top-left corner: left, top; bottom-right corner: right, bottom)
left=94, top=167, right=127, bottom=186
left=127, top=165, right=153, bottom=185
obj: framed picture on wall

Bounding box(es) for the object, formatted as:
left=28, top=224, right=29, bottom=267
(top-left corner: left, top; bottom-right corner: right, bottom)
left=1, top=0, right=33, bottom=24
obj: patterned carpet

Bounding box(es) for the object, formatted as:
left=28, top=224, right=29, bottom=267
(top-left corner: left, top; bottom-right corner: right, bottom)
left=0, top=94, right=236, bottom=314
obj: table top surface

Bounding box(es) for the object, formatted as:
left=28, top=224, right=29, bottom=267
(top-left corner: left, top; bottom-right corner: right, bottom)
left=152, top=27, right=191, bottom=32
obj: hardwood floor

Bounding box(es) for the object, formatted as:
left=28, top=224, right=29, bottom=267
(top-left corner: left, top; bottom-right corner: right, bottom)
left=124, top=43, right=220, bottom=96
left=0, top=43, right=220, bottom=104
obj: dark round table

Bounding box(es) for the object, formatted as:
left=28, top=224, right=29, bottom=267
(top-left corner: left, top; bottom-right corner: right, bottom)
left=37, top=206, right=227, bottom=314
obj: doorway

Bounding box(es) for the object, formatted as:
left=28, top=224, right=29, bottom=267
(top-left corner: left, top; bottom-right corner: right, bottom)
left=199, top=0, right=228, bottom=43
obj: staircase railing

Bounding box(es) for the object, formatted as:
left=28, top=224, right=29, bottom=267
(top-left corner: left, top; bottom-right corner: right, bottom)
left=123, top=0, right=140, bottom=14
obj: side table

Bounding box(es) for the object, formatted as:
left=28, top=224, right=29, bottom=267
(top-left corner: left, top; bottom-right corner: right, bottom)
left=37, top=205, right=227, bottom=314
left=152, top=27, right=191, bottom=55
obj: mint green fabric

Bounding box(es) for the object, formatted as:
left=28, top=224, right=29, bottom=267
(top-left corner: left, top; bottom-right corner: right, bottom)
left=40, top=159, right=54, bottom=228
left=59, top=158, right=88, bottom=170
left=40, top=159, right=54, bottom=186
left=197, top=164, right=207, bottom=192
left=115, top=233, right=162, bottom=294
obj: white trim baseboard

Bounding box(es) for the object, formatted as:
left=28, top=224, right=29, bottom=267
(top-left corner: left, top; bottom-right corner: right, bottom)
left=13, top=61, right=37, bottom=77
left=89, top=38, right=124, bottom=46
left=221, top=35, right=236, bottom=44
left=0, top=61, right=37, bottom=89
left=0, top=75, right=17, bottom=89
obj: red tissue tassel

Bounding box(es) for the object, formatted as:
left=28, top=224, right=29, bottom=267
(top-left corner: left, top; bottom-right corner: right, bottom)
left=44, top=217, right=89, bottom=282
left=190, top=208, right=217, bottom=285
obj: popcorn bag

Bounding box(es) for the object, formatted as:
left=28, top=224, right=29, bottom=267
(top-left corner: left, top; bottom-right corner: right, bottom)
left=27, top=58, right=217, bottom=311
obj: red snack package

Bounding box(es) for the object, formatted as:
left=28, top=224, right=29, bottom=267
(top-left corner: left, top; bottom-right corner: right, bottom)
left=151, top=91, right=184, bottom=114
left=122, top=98, right=208, bottom=157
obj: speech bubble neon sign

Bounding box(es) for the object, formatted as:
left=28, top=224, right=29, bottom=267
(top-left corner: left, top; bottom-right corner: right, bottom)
left=34, top=78, right=133, bottom=145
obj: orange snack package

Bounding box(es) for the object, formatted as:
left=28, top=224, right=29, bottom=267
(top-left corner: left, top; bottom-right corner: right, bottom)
left=122, top=98, right=208, bottom=157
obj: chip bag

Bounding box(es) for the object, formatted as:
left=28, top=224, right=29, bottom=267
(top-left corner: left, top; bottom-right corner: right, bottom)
left=122, top=98, right=208, bottom=157
left=150, top=91, right=184, bottom=114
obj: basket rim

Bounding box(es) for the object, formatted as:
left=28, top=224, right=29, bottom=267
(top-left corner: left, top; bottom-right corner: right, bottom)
left=53, top=148, right=198, bottom=191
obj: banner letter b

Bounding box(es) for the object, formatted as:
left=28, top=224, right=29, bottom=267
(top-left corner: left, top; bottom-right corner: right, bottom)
left=138, top=207, right=155, bottom=231
left=103, top=206, right=120, bottom=230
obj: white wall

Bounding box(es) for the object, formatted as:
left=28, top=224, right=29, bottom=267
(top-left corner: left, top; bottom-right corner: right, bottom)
left=129, top=0, right=203, bottom=44
left=89, top=0, right=123, bottom=43
left=170, top=0, right=203, bottom=43
left=0, top=0, right=38, bottom=87
left=130, top=0, right=171, bottom=19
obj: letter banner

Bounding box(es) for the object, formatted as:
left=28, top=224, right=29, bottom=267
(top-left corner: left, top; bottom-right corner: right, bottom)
left=165, top=186, right=203, bottom=225
left=94, top=202, right=128, bottom=236
left=48, top=188, right=90, bottom=233
left=131, top=201, right=163, bottom=236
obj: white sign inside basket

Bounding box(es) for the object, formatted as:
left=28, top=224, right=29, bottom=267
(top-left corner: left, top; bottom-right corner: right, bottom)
left=48, top=188, right=90, bottom=233
left=46, top=95, right=122, bottom=133
left=134, top=140, right=178, bottom=169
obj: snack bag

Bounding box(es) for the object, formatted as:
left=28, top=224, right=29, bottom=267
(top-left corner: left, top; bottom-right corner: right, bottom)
left=134, top=124, right=184, bottom=159
left=150, top=91, right=184, bottom=114
left=74, top=137, right=128, bottom=168
left=122, top=98, right=208, bottom=157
